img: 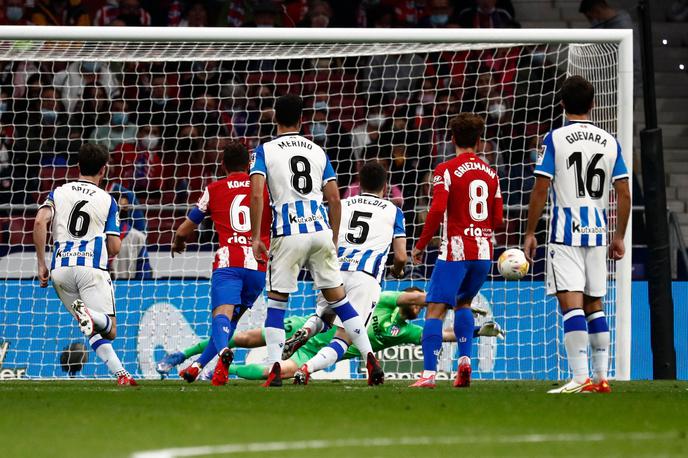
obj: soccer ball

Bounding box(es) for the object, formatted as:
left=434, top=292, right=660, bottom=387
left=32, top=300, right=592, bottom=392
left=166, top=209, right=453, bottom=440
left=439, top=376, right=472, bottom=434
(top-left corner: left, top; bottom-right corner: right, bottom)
left=497, top=248, right=529, bottom=280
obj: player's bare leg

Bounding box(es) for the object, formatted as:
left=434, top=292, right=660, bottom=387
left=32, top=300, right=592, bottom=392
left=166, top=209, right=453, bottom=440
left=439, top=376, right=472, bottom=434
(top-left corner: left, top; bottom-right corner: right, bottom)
left=584, top=295, right=611, bottom=393
left=320, top=286, right=383, bottom=385
left=548, top=292, right=593, bottom=394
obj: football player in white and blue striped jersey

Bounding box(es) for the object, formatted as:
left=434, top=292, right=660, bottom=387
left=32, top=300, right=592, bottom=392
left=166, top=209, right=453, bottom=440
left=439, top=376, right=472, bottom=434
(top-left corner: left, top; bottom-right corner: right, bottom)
left=525, top=76, right=631, bottom=394
left=33, top=144, right=136, bottom=385
left=249, top=94, right=383, bottom=387
left=288, top=161, right=407, bottom=383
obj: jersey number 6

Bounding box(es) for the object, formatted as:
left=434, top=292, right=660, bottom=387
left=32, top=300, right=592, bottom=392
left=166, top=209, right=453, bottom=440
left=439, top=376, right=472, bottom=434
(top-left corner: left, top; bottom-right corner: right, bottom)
left=68, top=200, right=91, bottom=237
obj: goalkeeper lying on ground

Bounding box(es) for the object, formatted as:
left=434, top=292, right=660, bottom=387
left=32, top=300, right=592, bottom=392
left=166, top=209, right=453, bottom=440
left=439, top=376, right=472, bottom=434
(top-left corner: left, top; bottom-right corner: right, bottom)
left=156, top=288, right=505, bottom=381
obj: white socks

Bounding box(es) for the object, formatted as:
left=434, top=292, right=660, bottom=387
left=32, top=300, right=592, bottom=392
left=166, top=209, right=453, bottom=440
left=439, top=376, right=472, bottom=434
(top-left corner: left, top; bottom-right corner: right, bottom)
left=330, top=297, right=374, bottom=358
left=89, top=310, right=112, bottom=334
left=89, top=334, right=126, bottom=376
left=264, top=298, right=288, bottom=365
left=305, top=338, right=349, bottom=373
left=587, top=311, right=610, bottom=382
left=563, top=309, right=590, bottom=384
left=302, top=314, right=326, bottom=337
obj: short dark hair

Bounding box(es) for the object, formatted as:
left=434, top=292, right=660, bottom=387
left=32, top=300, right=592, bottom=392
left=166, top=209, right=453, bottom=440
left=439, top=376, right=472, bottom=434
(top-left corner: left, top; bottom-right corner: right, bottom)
left=78, top=143, right=109, bottom=176
left=561, top=75, right=595, bottom=115
left=450, top=113, right=485, bottom=148
left=359, top=161, right=386, bottom=194
left=223, top=141, right=249, bottom=172
left=274, top=94, right=303, bottom=127
left=579, top=0, right=606, bottom=14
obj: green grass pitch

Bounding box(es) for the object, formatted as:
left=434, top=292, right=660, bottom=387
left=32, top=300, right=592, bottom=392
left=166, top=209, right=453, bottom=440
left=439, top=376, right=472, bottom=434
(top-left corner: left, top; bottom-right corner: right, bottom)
left=1, top=380, right=687, bottom=457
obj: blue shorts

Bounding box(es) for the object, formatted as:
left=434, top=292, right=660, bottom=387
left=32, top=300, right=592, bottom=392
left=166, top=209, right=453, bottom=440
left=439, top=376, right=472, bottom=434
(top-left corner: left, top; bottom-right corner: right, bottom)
left=426, top=259, right=491, bottom=306
left=211, top=267, right=266, bottom=310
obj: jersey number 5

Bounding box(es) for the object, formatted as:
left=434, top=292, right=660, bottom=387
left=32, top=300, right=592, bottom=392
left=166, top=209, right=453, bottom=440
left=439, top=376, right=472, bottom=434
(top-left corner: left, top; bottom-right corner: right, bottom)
left=229, top=195, right=251, bottom=232
left=346, top=211, right=372, bottom=244
left=68, top=200, right=91, bottom=237
left=469, top=180, right=489, bottom=221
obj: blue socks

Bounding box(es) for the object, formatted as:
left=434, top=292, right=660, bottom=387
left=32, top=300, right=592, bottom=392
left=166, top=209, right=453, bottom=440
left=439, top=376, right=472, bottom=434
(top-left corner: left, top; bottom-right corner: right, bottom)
left=421, top=318, right=443, bottom=372
left=195, top=313, right=235, bottom=368
left=211, top=314, right=234, bottom=355
left=454, top=308, right=475, bottom=359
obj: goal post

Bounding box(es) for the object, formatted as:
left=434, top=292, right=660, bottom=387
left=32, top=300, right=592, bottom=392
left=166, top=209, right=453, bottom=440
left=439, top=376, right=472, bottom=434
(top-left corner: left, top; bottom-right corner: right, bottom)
left=0, top=26, right=633, bottom=380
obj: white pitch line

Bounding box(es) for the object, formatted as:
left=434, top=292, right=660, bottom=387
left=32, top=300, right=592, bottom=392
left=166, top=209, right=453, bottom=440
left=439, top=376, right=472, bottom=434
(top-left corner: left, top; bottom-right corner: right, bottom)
left=131, top=432, right=683, bottom=458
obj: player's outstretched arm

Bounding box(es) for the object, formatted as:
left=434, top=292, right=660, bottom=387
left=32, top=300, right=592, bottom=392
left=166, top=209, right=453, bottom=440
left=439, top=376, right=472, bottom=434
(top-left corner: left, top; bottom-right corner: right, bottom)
left=396, top=290, right=426, bottom=307
left=524, top=176, right=551, bottom=263
left=249, top=174, right=268, bottom=262
left=323, top=180, right=341, bottom=247
left=171, top=218, right=197, bottom=256
left=611, top=178, right=631, bottom=260
left=32, top=207, right=52, bottom=288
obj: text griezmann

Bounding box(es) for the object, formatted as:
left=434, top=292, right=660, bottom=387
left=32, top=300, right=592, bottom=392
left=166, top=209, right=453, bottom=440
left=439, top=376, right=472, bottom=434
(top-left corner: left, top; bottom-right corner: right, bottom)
left=453, top=161, right=496, bottom=179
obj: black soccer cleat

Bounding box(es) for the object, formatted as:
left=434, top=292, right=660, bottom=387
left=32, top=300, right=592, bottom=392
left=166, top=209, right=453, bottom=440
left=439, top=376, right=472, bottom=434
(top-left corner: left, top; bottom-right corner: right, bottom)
left=366, top=352, right=385, bottom=386
left=293, top=365, right=310, bottom=385
left=282, top=329, right=310, bottom=360
left=262, top=362, right=282, bottom=387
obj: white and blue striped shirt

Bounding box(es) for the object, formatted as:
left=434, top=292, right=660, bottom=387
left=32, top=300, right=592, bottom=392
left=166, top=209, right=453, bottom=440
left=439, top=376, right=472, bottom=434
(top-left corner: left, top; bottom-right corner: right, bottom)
left=534, top=120, right=629, bottom=247
left=41, top=180, right=120, bottom=270
left=250, top=133, right=336, bottom=237
left=337, top=194, right=406, bottom=282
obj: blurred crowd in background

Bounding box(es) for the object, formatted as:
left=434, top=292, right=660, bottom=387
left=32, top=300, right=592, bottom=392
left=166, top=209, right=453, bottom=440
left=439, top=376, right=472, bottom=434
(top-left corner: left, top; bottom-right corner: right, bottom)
left=0, top=0, right=653, bottom=278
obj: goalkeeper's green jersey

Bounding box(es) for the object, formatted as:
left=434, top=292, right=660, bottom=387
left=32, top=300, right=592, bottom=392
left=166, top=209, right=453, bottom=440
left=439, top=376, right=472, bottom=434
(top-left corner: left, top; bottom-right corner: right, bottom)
left=295, top=291, right=422, bottom=361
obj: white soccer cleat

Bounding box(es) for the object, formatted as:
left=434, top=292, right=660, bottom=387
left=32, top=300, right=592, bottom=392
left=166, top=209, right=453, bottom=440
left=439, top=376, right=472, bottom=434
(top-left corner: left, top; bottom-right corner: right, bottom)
left=547, top=378, right=595, bottom=394
left=71, top=299, right=94, bottom=336
left=470, top=303, right=489, bottom=317
left=478, top=321, right=506, bottom=340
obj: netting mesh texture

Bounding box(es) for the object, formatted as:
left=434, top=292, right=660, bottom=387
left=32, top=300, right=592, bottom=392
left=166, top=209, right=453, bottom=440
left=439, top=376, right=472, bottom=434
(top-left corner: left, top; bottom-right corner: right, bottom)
left=0, top=41, right=621, bottom=380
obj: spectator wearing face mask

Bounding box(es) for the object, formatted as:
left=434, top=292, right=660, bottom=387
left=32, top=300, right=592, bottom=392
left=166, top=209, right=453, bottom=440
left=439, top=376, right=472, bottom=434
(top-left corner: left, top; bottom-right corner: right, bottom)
left=306, top=99, right=354, bottom=186
left=90, top=99, right=138, bottom=151
left=31, top=0, right=90, bottom=26
left=419, top=0, right=454, bottom=27
left=456, top=0, right=519, bottom=28
left=94, top=0, right=152, bottom=26
left=0, top=0, right=31, bottom=25
left=110, top=125, right=163, bottom=195
left=11, top=86, right=73, bottom=203
left=68, top=84, right=111, bottom=140
left=244, top=1, right=279, bottom=27
left=302, top=0, right=331, bottom=27
left=108, top=189, right=153, bottom=280
left=351, top=109, right=386, bottom=162
left=53, top=61, right=120, bottom=114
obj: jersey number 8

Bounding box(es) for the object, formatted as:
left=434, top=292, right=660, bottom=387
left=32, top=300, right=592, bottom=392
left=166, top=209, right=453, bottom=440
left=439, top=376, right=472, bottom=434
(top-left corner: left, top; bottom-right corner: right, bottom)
left=290, top=156, right=313, bottom=195
left=469, top=180, right=489, bottom=221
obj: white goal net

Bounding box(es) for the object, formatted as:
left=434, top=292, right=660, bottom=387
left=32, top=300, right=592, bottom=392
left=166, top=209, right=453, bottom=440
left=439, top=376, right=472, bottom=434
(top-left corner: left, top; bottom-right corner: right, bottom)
left=0, top=28, right=632, bottom=381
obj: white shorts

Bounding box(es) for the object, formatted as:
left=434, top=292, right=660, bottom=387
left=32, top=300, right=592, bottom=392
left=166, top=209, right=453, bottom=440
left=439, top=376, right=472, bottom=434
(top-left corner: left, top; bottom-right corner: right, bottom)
left=546, top=244, right=607, bottom=297
left=51, top=266, right=116, bottom=316
left=266, top=230, right=343, bottom=294
left=316, top=270, right=380, bottom=328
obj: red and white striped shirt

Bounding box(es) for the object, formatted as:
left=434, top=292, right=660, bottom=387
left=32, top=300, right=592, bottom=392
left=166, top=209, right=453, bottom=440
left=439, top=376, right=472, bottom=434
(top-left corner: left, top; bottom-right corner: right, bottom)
left=416, top=153, right=503, bottom=261
left=192, top=172, right=271, bottom=272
